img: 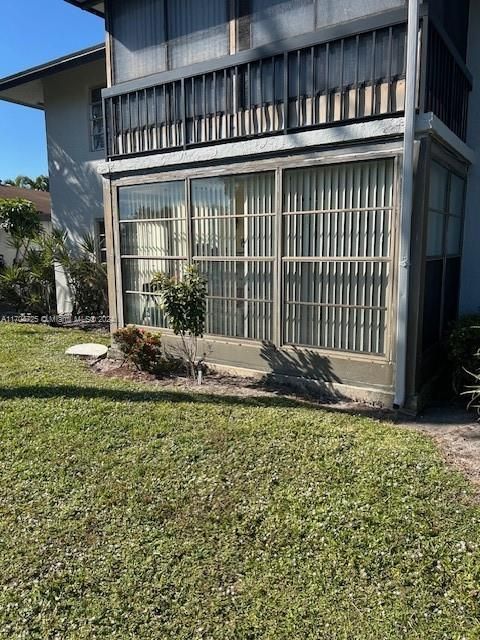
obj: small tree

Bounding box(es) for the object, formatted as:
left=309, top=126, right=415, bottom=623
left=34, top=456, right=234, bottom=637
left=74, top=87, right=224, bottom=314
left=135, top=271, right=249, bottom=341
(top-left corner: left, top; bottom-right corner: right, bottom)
left=0, top=198, right=42, bottom=263
left=151, top=265, right=207, bottom=378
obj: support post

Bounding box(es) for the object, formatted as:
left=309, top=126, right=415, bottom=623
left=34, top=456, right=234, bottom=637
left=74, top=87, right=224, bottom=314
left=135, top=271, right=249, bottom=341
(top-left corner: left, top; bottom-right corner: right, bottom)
left=394, top=0, right=420, bottom=408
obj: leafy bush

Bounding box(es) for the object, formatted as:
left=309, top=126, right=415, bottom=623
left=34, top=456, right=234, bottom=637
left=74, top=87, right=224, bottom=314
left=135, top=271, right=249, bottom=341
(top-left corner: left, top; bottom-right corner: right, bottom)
left=114, top=325, right=165, bottom=374
left=0, top=198, right=42, bottom=263
left=0, top=230, right=63, bottom=316
left=58, top=234, right=108, bottom=316
left=151, top=265, right=207, bottom=378
left=446, top=315, right=480, bottom=395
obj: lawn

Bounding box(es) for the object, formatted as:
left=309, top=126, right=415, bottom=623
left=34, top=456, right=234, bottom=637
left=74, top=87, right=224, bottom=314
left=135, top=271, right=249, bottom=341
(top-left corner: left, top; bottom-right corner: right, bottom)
left=0, top=323, right=479, bottom=639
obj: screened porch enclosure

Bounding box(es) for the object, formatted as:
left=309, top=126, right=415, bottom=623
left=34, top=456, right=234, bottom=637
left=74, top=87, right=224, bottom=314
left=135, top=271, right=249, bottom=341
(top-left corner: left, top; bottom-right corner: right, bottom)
left=117, top=157, right=396, bottom=357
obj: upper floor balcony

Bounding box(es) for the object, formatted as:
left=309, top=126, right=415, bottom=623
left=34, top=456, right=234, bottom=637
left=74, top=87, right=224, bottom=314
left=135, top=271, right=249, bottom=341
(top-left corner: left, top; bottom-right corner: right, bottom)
left=102, top=5, right=472, bottom=160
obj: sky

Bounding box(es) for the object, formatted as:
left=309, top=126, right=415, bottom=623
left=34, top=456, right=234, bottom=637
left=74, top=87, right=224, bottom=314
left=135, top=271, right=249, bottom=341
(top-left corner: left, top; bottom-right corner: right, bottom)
left=0, top=0, right=104, bottom=181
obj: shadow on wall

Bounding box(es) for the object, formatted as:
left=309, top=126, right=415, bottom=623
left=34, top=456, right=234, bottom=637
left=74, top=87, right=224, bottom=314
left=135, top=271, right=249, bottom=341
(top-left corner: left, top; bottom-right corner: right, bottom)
left=258, top=341, right=344, bottom=400
left=48, top=140, right=104, bottom=254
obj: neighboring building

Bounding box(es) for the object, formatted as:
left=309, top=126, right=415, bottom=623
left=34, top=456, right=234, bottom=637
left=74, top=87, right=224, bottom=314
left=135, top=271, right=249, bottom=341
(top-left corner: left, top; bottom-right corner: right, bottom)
left=0, top=185, right=51, bottom=266
left=2, top=0, right=479, bottom=408
left=0, top=45, right=106, bottom=312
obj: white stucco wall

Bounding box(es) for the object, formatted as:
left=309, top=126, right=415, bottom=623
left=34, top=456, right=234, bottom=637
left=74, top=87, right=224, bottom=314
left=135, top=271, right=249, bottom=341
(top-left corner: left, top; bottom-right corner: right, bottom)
left=0, top=230, right=17, bottom=267
left=0, top=220, right=52, bottom=268
left=460, top=0, right=480, bottom=314
left=43, top=58, right=106, bottom=314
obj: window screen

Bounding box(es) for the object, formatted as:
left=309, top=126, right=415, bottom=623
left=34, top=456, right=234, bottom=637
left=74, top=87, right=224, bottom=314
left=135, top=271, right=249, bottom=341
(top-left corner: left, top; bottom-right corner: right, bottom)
left=423, top=161, right=466, bottom=351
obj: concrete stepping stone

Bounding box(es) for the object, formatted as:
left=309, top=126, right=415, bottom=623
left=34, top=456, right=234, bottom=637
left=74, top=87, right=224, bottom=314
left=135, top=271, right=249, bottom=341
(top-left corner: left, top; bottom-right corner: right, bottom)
left=65, top=343, right=108, bottom=359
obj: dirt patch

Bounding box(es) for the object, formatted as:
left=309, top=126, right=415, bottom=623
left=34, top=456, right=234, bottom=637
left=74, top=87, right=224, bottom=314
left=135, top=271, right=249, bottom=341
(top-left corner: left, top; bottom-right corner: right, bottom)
left=396, top=406, right=480, bottom=490
left=91, top=359, right=480, bottom=490
left=91, top=357, right=383, bottom=409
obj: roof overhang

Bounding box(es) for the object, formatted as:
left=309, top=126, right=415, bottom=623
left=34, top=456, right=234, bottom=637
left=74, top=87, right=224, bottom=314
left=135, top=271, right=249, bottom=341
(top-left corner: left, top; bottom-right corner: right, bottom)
left=63, top=0, right=105, bottom=17
left=0, top=44, right=105, bottom=109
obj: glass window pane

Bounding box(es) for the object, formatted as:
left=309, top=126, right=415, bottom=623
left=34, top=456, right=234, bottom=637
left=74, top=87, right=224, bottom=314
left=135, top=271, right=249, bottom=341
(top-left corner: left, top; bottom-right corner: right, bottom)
left=191, top=173, right=275, bottom=217
left=426, top=210, right=445, bottom=257
left=191, top=172, right=275, bottom=341
left=282, top=159, right=393, bottom=354
left=198, top=260, right=274, bottom=341
left=122, top=258, right=185, bottom=293
left=111, top=0, right=167, bottom=83
left=250, top=0, right=315, bottom=48
left=316, top=0, right=404, bottom=30
left=449, top=174, right=465, bottom=217
left=120, top=220, right=187, bottom=257
left=192, top=173, right=275, bottom=256
left=124, top=292, right=170, bottom=328
left=283, top=160, right=394, bottom=212
left=167, top=0, right=228, bottom=69
left=446, top=215, right=462, bottom=255
left=429, top=161, right=448, bottom=211
left=118, top=182, right=185, bottom=221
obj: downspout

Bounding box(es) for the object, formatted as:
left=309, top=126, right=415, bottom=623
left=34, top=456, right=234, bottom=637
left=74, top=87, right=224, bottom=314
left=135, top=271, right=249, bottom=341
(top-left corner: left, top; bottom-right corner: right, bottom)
left=393, top=0, right=420, bottom=409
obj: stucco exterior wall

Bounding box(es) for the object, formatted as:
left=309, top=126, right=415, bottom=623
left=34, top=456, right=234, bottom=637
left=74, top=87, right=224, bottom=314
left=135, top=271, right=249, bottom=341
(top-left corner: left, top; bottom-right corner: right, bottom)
left=43, top=59, right=106, bottom=314
left=460, top=0, right=480, bottom=314
left=0, top=220, right=52, bottom=268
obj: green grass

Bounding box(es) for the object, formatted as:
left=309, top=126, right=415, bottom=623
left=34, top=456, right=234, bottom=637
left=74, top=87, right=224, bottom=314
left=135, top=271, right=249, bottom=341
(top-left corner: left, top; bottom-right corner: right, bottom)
left=0, top=323, right=479, bottom=639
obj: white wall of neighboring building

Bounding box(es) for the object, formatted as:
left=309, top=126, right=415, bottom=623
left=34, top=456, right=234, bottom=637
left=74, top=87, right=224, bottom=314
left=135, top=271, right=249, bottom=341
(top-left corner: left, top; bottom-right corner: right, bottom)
left=460, top=0, right=480, bottom=315
left=0, top=220, right=52, bottom=268
left=0, top=230, right=16, bottom=266
left=43, top=58, right=105, bottom=314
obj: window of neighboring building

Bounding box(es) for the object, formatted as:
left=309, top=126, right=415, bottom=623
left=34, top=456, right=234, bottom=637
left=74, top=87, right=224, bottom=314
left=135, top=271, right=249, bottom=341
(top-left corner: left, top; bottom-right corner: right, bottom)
left=422, top=161, right=466, bottom=352
left=96, top=219, right=107, bottom=264
left=90, top=87, right=105, bottom=152
left=117, top=157, right=396, bottom=356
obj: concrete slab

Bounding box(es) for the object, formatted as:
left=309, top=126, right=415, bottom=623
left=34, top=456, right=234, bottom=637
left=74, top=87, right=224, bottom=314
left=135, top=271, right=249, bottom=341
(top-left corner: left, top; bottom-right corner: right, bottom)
left=65, top=343, right=108, bottom=359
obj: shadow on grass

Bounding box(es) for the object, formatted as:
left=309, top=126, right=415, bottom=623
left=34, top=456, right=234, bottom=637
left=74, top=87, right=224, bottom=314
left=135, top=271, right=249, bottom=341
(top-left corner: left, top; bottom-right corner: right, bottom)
left=0, top=383, right=395, bottom=422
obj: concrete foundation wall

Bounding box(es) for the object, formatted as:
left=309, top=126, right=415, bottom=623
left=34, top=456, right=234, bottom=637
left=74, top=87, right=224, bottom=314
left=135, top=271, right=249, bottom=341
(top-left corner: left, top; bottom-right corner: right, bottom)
left=43, top=59, right=106, bottom=314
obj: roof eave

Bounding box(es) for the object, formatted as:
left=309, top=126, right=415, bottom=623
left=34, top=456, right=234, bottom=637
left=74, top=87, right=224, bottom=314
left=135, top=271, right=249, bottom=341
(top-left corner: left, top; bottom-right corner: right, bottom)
left=0, top=44, right=105, bottom=93
left=63, top=0, right=105, bottom=18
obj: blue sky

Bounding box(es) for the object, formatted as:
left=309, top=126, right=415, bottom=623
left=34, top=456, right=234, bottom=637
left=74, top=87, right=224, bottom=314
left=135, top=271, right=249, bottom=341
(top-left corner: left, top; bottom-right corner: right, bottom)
left=0, top=0, right=104, bottom=181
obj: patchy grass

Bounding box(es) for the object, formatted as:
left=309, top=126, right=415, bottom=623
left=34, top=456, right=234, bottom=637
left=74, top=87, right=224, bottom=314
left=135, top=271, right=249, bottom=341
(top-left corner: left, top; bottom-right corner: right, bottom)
left=0, top=323, right=479, bottom=639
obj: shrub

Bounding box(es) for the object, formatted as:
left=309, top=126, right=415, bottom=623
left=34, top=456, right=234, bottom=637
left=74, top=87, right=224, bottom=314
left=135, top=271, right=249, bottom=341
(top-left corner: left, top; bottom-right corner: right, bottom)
left=446, top=314, right=480, bottom=395
left=59, top=234, right=108, bottom=316
left=0, top=230, right=63, bottom=316
left=151, top=265, right=207, bottom=378
left=0, top=198, right=42, bottom=264
left=0, top=219, right=108, bottom=318
left=114, top=325, right=164, bottom=374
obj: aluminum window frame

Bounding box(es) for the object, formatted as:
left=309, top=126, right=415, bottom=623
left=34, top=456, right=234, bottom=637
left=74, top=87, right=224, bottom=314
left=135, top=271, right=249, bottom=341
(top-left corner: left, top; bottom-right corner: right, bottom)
left=111, top=147, right=401, bottom=362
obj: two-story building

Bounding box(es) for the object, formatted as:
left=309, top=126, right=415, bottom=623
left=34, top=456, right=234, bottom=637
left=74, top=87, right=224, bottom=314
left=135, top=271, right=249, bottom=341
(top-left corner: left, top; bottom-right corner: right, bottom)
left=1, top=0, right=478, bottom=409
left=0, top=44, right=106, bottom=312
